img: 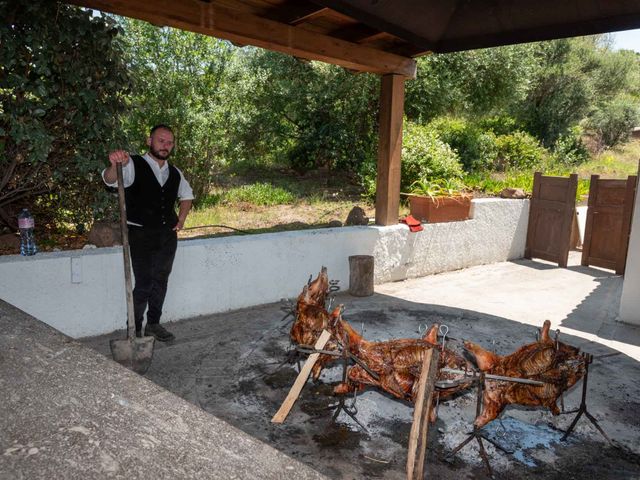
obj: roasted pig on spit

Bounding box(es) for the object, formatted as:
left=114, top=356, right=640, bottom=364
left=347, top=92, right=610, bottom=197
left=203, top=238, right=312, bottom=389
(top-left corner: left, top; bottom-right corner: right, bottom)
left=333, top=318, right=475, bottom=418
left=464, top=320, right=586, bottom=428
left=290, top=268, right=342, bottom=379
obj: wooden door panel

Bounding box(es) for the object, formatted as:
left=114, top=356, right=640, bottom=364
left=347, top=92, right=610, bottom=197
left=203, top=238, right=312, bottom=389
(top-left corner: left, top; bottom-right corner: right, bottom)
left=525, top=172, right=577, bottom=267
left=581, top=175, right=637, bottom=274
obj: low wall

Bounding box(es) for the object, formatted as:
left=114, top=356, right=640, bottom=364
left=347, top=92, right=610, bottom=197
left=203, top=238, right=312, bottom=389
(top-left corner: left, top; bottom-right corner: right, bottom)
left=0, top=198, right=529, bottom=338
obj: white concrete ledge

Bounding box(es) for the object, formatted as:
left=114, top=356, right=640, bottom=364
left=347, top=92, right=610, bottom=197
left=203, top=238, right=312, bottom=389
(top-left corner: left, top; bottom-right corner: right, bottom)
left=0, top=198, right=529, bottom=337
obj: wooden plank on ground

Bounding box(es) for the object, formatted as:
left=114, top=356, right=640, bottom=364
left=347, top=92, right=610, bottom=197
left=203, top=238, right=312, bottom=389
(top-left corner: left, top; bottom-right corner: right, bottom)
left=271, top=329, right=332, bottom=424
left=406, top=347, right=439, bottom=480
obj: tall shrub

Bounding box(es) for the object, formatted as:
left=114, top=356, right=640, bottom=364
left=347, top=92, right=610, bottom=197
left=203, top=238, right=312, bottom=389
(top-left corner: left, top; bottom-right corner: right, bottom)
left=428, top=117, right=498, bottom=172
left=0, top=2, right=130, bottom=228
left=401, top=121, right=463, bottom=190
left=587, top=96, right=640, bottom=150
left=494, top=131, right=547, bottom=170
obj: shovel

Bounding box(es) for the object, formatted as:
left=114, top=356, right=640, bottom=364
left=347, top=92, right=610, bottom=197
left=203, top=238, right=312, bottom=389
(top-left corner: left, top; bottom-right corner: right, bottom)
left=110, top=161, right=155, bottom=374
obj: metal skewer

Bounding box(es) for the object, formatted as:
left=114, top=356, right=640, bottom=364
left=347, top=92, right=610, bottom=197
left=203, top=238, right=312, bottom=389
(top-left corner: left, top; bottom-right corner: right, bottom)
left=440, top=368, right=546, bottom=386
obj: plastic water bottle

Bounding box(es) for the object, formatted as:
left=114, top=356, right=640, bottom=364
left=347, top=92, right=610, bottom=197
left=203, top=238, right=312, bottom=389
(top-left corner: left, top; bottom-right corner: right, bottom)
left=18, top=208, right=37, bottom=256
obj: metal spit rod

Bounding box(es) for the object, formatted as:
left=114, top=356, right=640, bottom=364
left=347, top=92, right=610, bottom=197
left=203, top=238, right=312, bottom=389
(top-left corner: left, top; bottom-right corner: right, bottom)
left=440, top=368, right=545, bottom=386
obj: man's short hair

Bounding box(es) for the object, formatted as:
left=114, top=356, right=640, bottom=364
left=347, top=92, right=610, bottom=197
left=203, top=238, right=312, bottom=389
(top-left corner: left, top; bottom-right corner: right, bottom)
left=150, top=124, right=174, bottom=136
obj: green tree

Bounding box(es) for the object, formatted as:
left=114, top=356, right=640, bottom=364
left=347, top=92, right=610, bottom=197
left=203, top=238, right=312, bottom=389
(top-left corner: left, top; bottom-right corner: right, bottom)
left=117, top=19, right=235, bottom=204
left=0, top=1, right=130, bottom=228
left=224, top=50, right=380, bottom=174
left=518, top=36, right=640, bottom=148
left=405, top=45, right=535, bottom=123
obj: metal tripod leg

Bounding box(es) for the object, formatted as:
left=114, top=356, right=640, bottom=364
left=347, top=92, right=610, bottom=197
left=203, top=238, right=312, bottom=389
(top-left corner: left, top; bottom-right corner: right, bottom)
left=330, top=334, right=368, bottom=432
left=446, top=374, right=493, bottom=478
left=561, top=353, right=611, bottom=444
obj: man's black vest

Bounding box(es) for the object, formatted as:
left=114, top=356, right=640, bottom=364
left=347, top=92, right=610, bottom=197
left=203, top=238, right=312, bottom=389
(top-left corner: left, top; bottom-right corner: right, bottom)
left=125, top=155, right=180, bottom=228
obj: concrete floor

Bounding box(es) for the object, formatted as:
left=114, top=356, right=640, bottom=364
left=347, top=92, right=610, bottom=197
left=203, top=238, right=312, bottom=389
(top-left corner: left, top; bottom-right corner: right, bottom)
left=84, top=252, right=640, bottom=479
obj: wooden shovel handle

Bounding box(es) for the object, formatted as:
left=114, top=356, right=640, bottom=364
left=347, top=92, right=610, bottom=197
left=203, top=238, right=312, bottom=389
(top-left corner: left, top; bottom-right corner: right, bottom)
left=116, top=162, right=136, bottom=341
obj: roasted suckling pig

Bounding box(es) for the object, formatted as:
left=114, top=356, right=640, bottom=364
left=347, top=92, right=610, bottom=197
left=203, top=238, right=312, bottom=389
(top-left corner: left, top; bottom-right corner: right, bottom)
left=333, top=319, right=475, bottom=407
left=464, top=320, right=585, bottom=428
left=290, top=268, right=341, bottom=379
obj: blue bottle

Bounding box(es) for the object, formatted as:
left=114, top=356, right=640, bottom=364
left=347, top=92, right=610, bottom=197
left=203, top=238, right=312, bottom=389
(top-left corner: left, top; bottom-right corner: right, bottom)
left=18, top=208, right=37, bottom=256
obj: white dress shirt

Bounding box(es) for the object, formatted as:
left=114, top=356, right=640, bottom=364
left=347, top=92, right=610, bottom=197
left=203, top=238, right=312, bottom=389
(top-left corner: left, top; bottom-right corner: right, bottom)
left=102, top=153, right=195, bottom=201
left=102, top=153, right=194, bottom=227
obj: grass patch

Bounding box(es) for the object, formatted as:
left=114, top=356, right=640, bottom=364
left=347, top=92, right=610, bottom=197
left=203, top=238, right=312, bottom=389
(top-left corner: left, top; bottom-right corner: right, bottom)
left=464, top=171, right=535, bottom=195
left=224, top=182, right=296, bottom=206
left=575, top=142, right=640, bottom=178
left=464, top=139, right=640, bottom=201
left=184, top=206, right=223, bottom=230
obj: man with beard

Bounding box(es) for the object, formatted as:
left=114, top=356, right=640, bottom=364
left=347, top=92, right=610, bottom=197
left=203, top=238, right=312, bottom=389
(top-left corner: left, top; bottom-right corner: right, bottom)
left=103, top=125, right=193, bottom=342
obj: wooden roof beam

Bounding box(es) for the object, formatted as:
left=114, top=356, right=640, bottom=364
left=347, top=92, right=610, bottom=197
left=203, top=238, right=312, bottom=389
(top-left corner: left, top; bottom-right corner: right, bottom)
left=262, top=1, right=331, bottom=26
left=67, top=0, right=416, bottom=77
left=327, top=23, right=381, bottom=43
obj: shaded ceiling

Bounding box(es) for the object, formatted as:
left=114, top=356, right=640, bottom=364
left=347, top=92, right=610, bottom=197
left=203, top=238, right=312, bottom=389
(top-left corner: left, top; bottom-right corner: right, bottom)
left=315, top=0, right=640, bottom=55
left=68, top=0, right=640, bottom=77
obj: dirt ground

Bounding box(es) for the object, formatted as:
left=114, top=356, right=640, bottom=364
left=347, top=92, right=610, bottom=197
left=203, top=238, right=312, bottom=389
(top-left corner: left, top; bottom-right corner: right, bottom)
left=84, top=281, right=640, bottom=480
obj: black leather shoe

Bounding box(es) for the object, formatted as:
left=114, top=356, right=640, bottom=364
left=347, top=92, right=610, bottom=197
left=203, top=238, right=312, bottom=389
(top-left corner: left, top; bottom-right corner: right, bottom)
left=145, top=323, right=175, bottom=342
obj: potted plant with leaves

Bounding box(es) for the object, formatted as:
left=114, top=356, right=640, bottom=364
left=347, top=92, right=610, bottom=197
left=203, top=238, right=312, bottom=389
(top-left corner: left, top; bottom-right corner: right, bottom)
left=406, top=178, right=472, bottom=223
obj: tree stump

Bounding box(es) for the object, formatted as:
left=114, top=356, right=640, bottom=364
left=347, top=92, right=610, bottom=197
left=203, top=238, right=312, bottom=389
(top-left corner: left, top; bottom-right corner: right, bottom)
left=348, top=255, right=374, bottom=297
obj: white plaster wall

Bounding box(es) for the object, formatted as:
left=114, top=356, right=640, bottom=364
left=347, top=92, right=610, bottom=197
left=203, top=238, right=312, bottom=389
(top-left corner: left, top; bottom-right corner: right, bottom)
left=0, top=199, right=528, bottom=338
left=620, top=184, right=640, bottom=325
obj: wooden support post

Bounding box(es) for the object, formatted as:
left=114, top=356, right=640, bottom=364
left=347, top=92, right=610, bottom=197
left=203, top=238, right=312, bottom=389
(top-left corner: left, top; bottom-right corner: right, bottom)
left=271, top=330, right=331, bottom=424
left=375, top=74, right=405, bottom=226
left=406, top=348, right=439, bottom=480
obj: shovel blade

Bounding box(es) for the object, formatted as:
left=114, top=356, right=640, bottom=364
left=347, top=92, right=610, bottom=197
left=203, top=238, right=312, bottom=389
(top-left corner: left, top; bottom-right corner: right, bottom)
left=110, top=336, right=155, bottom=374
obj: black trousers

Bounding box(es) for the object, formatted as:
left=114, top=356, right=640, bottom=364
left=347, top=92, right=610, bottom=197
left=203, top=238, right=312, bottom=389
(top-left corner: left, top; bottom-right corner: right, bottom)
left=128, top=226, right=178, bottom=331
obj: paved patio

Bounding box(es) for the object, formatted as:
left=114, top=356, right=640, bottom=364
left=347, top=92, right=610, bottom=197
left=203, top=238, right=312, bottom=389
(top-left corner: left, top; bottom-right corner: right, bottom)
left=81, top=252, right=640, bottom=479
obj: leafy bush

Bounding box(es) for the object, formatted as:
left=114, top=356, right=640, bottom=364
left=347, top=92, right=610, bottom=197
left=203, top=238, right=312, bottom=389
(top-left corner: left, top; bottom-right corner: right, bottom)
left=476, top=116, right=519, bottom=136
left=494, top=131, right=547, bottom=170
left=198, top=193, right=223, bottom=208
left=587, top=96, right=640, bottom=150
left=401, top=121, right=463, bottom=191
left=428, top=117, right=498, bottom=172
left=551, top=126, right=590, bottom=165
left=224, top=183, right=296, bottom=206
left=0, top=2, right=130, bottom=228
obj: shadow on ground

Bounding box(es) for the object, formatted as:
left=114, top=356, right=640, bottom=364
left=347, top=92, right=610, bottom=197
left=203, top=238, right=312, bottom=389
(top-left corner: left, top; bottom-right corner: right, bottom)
left=84, top=289, right=640, bottom=480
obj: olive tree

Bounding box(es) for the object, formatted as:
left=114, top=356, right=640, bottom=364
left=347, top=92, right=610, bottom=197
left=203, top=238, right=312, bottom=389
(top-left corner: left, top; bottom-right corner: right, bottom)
left=0, top=1, right=130, bottom=229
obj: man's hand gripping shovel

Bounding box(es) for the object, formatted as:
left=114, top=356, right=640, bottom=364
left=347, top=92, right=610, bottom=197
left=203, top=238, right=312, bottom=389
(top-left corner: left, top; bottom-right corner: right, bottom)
left=109, top=161, right=155, bottom=374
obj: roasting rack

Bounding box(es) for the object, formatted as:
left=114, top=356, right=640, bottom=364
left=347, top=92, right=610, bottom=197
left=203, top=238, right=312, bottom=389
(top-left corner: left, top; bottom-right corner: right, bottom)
left=560, top=352, right=611, bottom=444
left=330, top=332, right=369, bottom=431
left=292, top=328, right=374, bottom=431
left=443, top=367, right=548, bottom=478
left=445, top=373, right=495, bottom=478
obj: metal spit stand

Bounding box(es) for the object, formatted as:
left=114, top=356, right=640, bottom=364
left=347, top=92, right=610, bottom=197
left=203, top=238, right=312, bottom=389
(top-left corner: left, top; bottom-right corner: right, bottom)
left=445, top=373, right=494, bottom=478
left=561, top=352, right=611, bottom=444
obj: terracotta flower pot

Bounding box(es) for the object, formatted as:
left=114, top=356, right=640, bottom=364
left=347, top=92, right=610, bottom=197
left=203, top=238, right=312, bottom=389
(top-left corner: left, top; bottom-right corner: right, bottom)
left=408, top=195, right=471, bottom=223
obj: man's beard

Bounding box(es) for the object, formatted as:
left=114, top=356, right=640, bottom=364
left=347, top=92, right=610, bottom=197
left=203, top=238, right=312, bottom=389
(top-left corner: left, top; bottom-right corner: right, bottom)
left=150, top=146, right=172, bottom=160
